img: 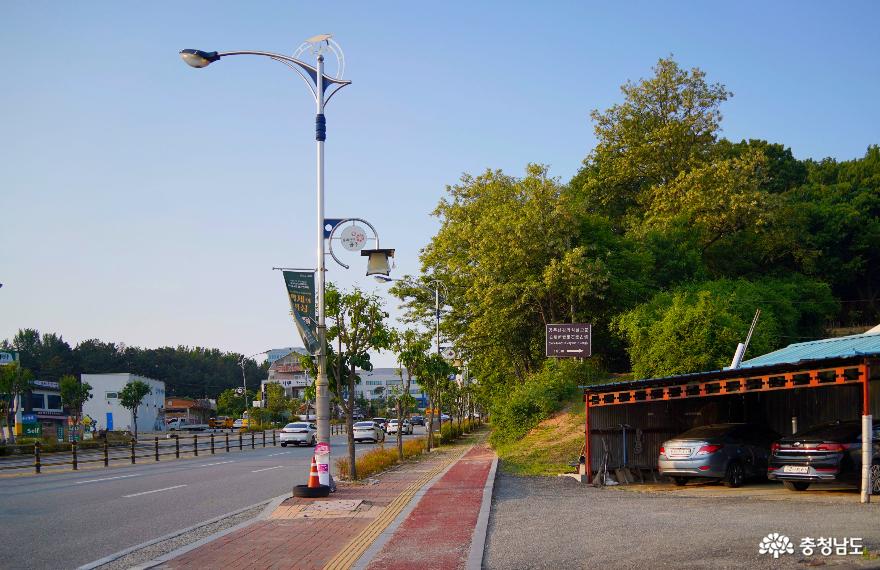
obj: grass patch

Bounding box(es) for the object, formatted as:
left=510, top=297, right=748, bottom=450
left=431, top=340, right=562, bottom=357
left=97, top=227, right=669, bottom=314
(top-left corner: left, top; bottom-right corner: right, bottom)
left=336, top=437, right=427, bottom=480
left=493, top=396, right=585, bottom=476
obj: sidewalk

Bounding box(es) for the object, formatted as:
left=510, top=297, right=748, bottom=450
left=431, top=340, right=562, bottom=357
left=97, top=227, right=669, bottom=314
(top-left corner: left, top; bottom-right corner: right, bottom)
left=152, top=432, right=497, bottom=570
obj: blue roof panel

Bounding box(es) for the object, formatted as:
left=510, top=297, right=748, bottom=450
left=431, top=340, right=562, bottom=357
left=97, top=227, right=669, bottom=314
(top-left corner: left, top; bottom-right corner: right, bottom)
left=740, top=332, right=880, bottom=369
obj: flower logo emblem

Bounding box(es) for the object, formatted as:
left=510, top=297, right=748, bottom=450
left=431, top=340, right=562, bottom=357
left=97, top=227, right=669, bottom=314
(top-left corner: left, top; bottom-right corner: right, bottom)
left=759, top=533, right=794, bottom=558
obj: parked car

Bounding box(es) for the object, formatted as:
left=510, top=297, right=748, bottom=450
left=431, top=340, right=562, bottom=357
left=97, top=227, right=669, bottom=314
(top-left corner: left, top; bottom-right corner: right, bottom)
left=387, top=419, right=413, bottom=435
left=279, top=422, right=317, bottom=447
left=232, top=419, right=243, bottom=428
left=440, top=413, right=451, bottom=422
left=354, top=421, right=385, bottom=443
left=208, top=416, right=233, bottom=429
left=372, top=417, right=388, bottom=432
left=768, top=419, right=880, bottom=491
left=658, top=423, right=779, bottom=487
left=410, top=415, right=425, bottom=426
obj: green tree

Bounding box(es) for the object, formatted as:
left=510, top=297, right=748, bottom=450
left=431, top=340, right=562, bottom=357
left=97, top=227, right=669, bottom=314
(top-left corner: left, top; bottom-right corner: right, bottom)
left=265, top=382, right=288, bottom=423
left=324, top=284, right=393, bottom=479
left=119, top=380, right=152, bottom=439
left=59, top=375, right=92, bottom=430
left=217, top=388, right=253, bottom=417
left=419, top=353, right=456, bottom=449
left=391, top=329, right=431, bottom=458
left=0, top=362, right=34, bottom=444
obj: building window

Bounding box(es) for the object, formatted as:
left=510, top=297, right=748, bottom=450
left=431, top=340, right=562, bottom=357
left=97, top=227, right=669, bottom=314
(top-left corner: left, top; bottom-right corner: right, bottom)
left=30, top=393, right=46, bottom=410
left=46, top=394, right=62, bottom=410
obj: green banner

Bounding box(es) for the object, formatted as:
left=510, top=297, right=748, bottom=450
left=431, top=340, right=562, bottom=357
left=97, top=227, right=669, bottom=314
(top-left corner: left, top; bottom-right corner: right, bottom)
left=23, top=423, right=42, bottom=437
left=282, top=271, right=320, bottom=355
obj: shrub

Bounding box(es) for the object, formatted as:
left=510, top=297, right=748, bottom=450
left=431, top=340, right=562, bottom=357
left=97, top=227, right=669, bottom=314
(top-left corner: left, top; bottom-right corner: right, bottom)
left=489, top=359, right=592, bottom=446
left=335, top=438, right=426, bottom=480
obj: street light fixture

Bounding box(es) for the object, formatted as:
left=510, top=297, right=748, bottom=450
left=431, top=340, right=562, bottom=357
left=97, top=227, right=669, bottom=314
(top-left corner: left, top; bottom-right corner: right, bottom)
left=180, top=35, right=356, bottom=492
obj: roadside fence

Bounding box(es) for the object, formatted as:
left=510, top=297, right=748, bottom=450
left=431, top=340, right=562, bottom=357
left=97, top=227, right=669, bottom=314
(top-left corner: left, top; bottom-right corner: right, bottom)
left=1, top=430, right=281, bottom=475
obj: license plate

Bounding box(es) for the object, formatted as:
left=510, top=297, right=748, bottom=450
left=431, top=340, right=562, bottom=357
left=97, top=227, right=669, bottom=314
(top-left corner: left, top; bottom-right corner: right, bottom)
left=783, top=465, right=809, bottom=474
left=668, top=448, right=691, bottom=458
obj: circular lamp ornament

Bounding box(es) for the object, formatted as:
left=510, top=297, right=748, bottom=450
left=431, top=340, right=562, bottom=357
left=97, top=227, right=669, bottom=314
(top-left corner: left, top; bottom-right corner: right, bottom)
left=340, top=225, right=367, bottom=252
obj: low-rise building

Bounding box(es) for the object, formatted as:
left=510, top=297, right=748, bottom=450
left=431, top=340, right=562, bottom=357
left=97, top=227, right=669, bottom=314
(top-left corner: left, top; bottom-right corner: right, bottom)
left=164, top=397, right=213, bottom=425
left=355, top=368, right=428, bottom=407
left=81, top=373, right=166, bottom=433
left=266, top=351, right=312, bottom=398
left=25, top=379, right=68, bottom=440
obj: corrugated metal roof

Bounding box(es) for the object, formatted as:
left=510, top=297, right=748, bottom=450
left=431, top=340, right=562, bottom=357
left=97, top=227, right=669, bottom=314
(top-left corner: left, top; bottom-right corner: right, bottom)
left=740, top=332, right=880, bottom=368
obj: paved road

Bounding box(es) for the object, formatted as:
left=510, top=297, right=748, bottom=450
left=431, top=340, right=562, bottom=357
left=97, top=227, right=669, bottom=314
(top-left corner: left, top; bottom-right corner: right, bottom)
left=484, top=473, right=880, bottom=569
left=0, top=430, right=423, bottom=570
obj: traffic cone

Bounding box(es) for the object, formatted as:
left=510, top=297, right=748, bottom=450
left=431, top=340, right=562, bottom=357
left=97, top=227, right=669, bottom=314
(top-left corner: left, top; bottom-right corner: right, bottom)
left=307, top=455, right=320, bottom=489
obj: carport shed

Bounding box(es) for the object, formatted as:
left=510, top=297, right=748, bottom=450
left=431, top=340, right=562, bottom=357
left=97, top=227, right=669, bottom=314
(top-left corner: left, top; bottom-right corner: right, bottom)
left=583, top=332, right=880, bottom=497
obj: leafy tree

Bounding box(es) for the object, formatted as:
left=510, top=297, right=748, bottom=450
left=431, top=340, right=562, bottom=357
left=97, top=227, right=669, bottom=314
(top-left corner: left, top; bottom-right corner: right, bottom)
left=0, top=362, right=34, bottom=444
left=119, top=380, right=152, bottom=439
left=391, top=329, right=431, bottom=458
left=60, top=375, right=92, bottom=430
left=419, top=353, right=456, bottom=449
left=613, top=277, right=838, bottom=378
left=265, top=382, right=288, bottom=423
left=324, top=284, right=393, bottom=479
left=217, top=388, right=253, bottom=417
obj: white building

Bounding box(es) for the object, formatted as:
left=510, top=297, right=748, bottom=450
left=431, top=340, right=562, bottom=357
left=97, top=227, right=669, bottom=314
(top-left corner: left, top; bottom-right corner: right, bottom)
left=356, top=368, right=427, bottom=407
left=82, top=373, right=166, bottom=433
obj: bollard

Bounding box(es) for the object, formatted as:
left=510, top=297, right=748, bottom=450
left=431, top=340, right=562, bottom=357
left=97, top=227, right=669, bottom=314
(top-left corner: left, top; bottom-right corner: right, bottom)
left=272, top=430, right=276, bottom=446
left=225, top=432, right=229, bottom=452
left=175, top=435, right=180, bottom=459
left=194, top=434, right=199, bottom=456
left=72, top=440, right=78, bottom=470
left=210, top=433, right=215, bottom=454
left=130, top=438, right=136, bottom=464
left=103, top=440, right=109, bottom=467
left=239, top=432, right=243, bottom=451
left=155, top=436, right=160, bottom=461
left=34, top=441, right=41, bottom=474
left=251, top=432, right=255, bottom=449
left=262, top=430, right=266, bottom=448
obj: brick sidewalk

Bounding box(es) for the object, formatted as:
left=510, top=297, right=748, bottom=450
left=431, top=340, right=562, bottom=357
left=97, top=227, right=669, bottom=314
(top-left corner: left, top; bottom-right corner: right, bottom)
left=155, top=435, right=492, bottom=570
left=363, top=444, right=495, bottom=570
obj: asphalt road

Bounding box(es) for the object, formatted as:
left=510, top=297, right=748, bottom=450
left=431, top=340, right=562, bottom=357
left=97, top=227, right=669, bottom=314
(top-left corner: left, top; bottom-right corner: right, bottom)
left=484, top=473, right=880, bottom=569
left=0, top=429, right=423, bottom=570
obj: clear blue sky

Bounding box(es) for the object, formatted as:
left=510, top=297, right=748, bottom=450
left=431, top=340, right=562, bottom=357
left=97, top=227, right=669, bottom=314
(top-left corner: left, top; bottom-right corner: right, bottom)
left=2, top=1, right=878, bottom=368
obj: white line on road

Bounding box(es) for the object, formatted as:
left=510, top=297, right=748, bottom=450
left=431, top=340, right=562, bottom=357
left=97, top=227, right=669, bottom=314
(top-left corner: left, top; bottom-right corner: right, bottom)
left=123, top=485, right=187, bottom=498
left=251, top=466, right=284, bottom=473
left=75, top=474, right=139, bottom=485
left=197, top=461, right=235, bottom=467
left=267, top=452, right=291, bottom=457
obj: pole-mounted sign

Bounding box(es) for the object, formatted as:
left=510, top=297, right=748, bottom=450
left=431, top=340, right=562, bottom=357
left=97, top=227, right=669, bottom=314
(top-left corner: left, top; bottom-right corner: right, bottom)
left=282, top=270, right=320, bottom=355
left=546, top=323, right=592, bottom=358
left=0, top=351, right=18, bottom=366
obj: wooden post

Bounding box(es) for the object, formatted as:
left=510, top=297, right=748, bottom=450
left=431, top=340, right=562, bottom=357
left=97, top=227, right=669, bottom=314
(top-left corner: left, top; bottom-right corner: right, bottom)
left=262, top=430, right=266, bottom=448
left=155, top=436, right=159, bottom=461
left=225, top=432, right=229, bottom=452
left=251, top=432, right=255, bottom=449
left=272, top=430, right=276, bottom=446
left=130, top=438, right=136, bottom=464
left=210, top=433, right=215, bottom=455
left=34, top=441, right=41, bottom=474
left=239, top=432, right=243, bottom=451
left=193, top=434, right=199, bottom=456
left=175, top=435, right=180, bottom=458
left=103, top=440, right=109, bottom=467
left=584, top=394, right=591, bottom=484
left=72, top=440, right=78, bottom=470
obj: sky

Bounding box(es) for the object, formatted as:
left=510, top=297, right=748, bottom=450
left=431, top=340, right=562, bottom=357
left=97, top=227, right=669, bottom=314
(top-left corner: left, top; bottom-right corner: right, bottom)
left=2, top=1, right=879, bottom=368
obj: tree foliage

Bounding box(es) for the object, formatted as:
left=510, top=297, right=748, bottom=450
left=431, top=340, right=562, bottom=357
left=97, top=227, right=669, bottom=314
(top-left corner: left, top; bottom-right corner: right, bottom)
left=119, top=380, right=152, bottom=439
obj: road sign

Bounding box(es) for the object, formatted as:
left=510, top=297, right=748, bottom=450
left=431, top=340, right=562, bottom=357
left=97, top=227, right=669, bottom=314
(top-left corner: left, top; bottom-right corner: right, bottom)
left=442, top=347, right=455, bottom=360
left=315, top=442, right=330, bottom=455
left=21, top=413, right=37, bottom=424
left=235, top=387, right=245, bottom=396
left=546, top=323, right=592, bottom=358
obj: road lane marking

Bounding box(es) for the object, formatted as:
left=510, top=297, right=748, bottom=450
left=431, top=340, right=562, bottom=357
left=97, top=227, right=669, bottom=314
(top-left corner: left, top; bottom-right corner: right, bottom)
left=123, top=484, right=187, bottom=498
left=75, top=474, right=140, bottom=485
left=267, top=452, right=292, bottom=457
left=197, top=460, right=235, bottom=467
left=251, top=466, right=284, bottom=473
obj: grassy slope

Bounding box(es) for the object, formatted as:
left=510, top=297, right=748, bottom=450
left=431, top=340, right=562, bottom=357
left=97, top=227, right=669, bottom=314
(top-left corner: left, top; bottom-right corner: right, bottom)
left=493, top=396, right=585, bottom=476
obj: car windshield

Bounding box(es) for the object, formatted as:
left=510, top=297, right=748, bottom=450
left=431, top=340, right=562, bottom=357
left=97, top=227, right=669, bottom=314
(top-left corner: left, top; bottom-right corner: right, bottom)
left=355, top=422, right=375, bottom=428
left=675, top=424, right=740, bottom=439
left=285, top=423, right=309, bottom=429
left=795, top=421, right=862, bottom=441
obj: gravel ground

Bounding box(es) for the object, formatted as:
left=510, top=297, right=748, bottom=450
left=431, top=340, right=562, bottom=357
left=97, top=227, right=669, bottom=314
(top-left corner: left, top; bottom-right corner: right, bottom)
left=91, top=504, right=266, bottom=570
left=483, top=473, right=880, bottom=569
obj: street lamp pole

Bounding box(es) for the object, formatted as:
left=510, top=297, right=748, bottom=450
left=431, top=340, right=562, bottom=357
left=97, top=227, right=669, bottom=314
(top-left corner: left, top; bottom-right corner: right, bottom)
left=180, top=37, right=352, bottom=488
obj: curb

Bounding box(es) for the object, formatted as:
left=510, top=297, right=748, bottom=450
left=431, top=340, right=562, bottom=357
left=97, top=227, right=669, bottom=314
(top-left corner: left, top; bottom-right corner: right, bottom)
left=76, top=494, right=285, bottom=570
left=466, top=454, right=498, bottom=570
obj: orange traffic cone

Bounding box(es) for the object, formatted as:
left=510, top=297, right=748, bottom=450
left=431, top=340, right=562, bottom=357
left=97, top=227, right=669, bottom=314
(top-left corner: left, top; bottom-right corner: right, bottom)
left=307, top=455, right=320, bottom=489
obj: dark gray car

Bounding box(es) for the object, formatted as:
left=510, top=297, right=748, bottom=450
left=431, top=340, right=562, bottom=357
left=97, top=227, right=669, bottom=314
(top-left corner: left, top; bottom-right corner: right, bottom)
left=658, top=423, right=779, bottom=487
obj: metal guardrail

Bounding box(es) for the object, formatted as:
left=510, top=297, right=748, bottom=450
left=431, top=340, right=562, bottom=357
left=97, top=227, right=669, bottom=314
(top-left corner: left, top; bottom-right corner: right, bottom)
left=0, top=430, right=280, bottom=474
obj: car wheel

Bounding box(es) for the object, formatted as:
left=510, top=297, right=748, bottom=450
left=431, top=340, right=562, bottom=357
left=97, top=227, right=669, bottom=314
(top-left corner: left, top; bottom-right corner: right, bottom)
left=724, top=461, right=745, bottom=488
left=783, top=481, right=810, bottom=491
left=280, top=442, right=287, bottom=447
left=871, top=462, right=880, bottom=494
left=672, top=477, right=689, bottom=486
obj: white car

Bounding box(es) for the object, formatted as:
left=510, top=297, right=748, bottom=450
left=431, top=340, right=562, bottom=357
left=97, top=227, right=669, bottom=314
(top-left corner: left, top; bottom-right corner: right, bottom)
left=279, top=422, right=317, bottom=447
left=353, top=421, right=385, bottom=443
left=387, top=419, right=413, bottom=435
